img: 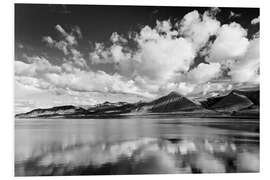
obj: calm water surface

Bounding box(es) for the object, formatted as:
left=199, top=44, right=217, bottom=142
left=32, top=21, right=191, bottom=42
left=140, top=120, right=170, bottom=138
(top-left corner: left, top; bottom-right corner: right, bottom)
left=15, top=115, right=259, bottom=176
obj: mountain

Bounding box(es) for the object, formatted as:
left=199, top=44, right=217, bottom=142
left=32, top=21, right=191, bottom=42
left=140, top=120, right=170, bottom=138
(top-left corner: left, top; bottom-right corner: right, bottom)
left=15, top=92, right=203, bottom=118
left=232, top=89, right=259, bottom=105
left=147, top=91, right=201, bottom=112
left=15, top=89, right=259, bottom=118
left=201, top=90, right=259, bottom=114
left=210, top=91, right=253, bottom=111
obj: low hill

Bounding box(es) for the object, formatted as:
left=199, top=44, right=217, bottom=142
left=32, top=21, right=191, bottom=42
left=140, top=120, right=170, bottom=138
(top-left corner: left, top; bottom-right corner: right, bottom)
left=15, top=105, right=89, bottom=118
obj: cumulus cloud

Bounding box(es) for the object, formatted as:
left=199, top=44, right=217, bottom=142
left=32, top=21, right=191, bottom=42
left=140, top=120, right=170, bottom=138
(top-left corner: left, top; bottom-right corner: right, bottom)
left=229, top=38, right=259, bottom=83
left=94, top=21, right=196, bottom=82
left=207, top=22, right=249, bottom=63
left=187, top=62, right=221, bottom=84
left=251, top=16, right=260, bottom=25
left=85, top=9, right=259, bottom=97
left=15, top=56, right=61, bottom=77
left=89, top=42, right=132, bottom=66
left=89, top=43, right=110, bottom=64
left=156, top=62, right=222, bottom=96
left=134, top=33, right=195, bottom=82
left=179, top=10, right=220, bottom=50
left=177, top=82, right=196, bottom=96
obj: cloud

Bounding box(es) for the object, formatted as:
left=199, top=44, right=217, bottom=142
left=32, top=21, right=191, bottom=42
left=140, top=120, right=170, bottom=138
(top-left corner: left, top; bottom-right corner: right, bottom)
left=17, top=43, right=24, bottom=49
left=207, top=22, right=249, bottom=63
left=156, top=19, right=176, bottom=35
left=200, top=82, right=233, bottom=96
left=89, top=43, right=109, bottom=64
left=15, top=76, right=52, bottom=91
left=15, top=99, right=37, bottom=114
left=110, top=32, right=127, bottom=44
left=15, top=56, right=61, bottom=77
left=43, top=36, right=69, bottom=55
left=156, top=62, right=222, bottom=96
left=42, top=36, right=55, bottom=45
left=55, top=24, right=77, bottom=45
left=229, top=11, right=241, bottom=19
left=187, top=62, right=221, bottom=84
left=95, top=21, right=195, bottom=82
left=70, top=48, right=88, bottom=68
left=43, top=25, right=88, bottom=68
left=133, top=31, right=195, bottom=82
left=15, top=55, right=151, bottom=100
left=71, top=25, right=82, bottom=39
left=251, top=16, right=260, bottom=25
left=15, top=61, right=36, bottom=77
left=179, top=10, right=220, bottom=50
left=177, top=82, right=196, bottom=95
left=55, top=24, right=67, bottom=36
left=43, top=24, right=80, bottom=53
left=86, top=10, right=259, bottom=98
left=89, top=42, right=132, bottom=66
left=85, top=10, right=226, bottom=97
left=229, top=37, right=259, bottom=83
left=46, top=70, right=148, bottom=96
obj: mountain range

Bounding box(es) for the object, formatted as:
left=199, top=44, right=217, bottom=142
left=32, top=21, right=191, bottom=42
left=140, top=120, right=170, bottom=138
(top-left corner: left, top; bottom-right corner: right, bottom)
left=15, top=89, right=259, bottom=118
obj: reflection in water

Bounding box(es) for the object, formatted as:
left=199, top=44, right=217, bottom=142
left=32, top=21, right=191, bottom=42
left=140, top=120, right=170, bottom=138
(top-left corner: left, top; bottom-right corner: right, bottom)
left=15, top=117, right=259, bottom=176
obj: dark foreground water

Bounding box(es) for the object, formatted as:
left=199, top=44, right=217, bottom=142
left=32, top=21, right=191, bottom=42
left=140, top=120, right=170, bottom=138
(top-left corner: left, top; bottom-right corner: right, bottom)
left=15, top=115, right=259, bottom=176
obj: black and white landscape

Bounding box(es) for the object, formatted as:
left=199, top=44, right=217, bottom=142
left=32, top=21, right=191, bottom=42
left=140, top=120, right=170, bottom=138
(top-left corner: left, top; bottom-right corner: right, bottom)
left=15, top=4, right=259, bottom=176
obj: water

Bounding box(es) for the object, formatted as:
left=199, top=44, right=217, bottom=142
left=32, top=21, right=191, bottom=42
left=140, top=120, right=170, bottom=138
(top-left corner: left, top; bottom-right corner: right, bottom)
left=15, top=115, right=259, bottom=176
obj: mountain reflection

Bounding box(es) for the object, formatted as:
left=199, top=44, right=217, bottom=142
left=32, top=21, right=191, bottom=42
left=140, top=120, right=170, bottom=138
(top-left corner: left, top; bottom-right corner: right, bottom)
left=15, top=137, right=259, bottom=176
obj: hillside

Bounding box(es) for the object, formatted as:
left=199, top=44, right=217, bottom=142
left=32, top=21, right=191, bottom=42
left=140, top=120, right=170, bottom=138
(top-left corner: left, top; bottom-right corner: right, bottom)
left=15, top=105, right=89, bottom=118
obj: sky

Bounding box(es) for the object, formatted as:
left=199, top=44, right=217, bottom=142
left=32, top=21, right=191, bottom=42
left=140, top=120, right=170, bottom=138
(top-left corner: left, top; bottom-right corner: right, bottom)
left=15, top=4, right=259, bottom=113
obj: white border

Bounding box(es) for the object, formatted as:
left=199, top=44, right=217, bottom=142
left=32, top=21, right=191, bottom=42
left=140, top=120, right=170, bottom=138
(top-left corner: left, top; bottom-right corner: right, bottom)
left=1, top=0, right=270, bottom=180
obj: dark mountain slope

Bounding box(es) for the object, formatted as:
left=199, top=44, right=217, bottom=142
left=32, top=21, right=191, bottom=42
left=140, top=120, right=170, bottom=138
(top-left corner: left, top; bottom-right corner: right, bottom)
left=148, top=91, right=201, bottom=113
left=200, top=96, right=225, bottom=109
left=210, top=91, right=254, bottom=112
left=232, top=90, right=259, bottom=105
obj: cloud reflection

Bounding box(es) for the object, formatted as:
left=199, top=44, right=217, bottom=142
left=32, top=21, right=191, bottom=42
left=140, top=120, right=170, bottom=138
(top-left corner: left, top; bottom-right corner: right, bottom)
left=15, top=137, right=259, bottom=176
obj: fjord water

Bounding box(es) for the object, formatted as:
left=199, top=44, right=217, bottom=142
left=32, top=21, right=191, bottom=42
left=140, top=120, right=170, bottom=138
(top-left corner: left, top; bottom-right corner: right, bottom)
left=15, top=115, right=259, bottom=176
